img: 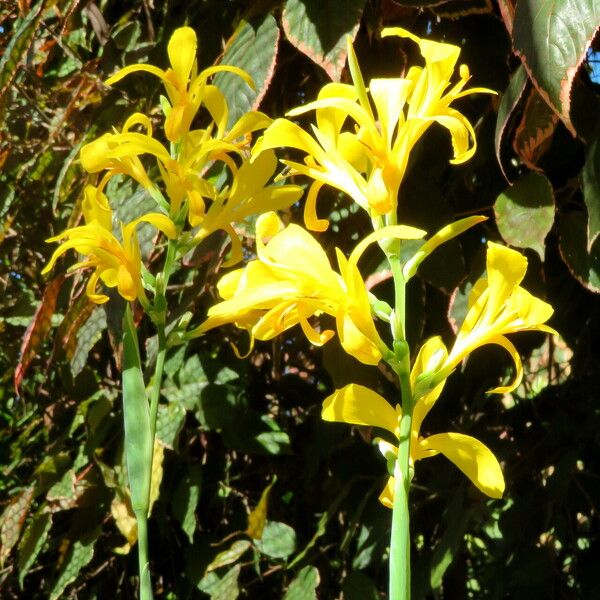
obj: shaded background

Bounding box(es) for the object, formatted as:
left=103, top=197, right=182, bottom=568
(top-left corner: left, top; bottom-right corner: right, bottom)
left=1, top=1, right=599, bottom=598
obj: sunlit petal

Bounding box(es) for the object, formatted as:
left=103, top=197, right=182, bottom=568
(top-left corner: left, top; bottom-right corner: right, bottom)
left=322, top=384, right=399, bottom=435
left=419, top=432, right=505, bottom=498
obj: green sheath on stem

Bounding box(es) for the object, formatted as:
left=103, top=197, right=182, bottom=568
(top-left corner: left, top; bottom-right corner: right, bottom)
left=122, top=304, right=154, bottom=600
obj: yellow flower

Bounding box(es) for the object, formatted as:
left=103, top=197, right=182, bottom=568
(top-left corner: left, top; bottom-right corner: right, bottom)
left=322, top=337, right=505, bottom=508
left=105, top=26, right=253, bottom=141
left=197, top=212, right=425, bottom=365
left=253, top=29, right=494, bottom=228
left=436, top=242, right=556, bottom=394
left=42, top=182, right=176, bottom=304
left=80, top=113, right=170, bottom=192
left=190, top=150, right=303, bottom=266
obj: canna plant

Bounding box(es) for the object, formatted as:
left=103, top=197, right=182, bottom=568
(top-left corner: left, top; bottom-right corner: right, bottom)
left=42, top=26, right=302, bottom=600
left=199, top=28, right=556, bottom=600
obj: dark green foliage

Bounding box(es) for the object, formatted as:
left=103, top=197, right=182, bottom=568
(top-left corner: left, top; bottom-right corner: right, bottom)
left=1, top=1, right=599, bottom=598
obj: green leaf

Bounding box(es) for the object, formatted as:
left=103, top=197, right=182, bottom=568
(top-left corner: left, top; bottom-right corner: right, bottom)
left=17, top=511, right=52, bottom=588
left=0, top=485, right=35, bottom=568
left=559, top=210, right=600, bottom=293
left=206, top=540, right=251, bottom=572
left=282, top=0, right=365, bottom=81
left=254, top=521, right=297, bottom=559
left=213, top=15, right=280, bottom=129
left=172, top=465, right=202, bottom=543
left=495, top=64, right=529, bottom=182
left=582, top=137, right=600, bottom=249
left=283, top=565, right=320, bottom=600
left=49, top=529, right=99, bottom=600
left=341, top=572, right=379, bottom=600
left=155, top=401, right=186, bottom=450
left=513, top=0, right=600, bottom=135
left=494, top=172, right=555, bottom=258
left=210, top=564, right=241, bottom=600
left=70, top=306, right=107, bottom=378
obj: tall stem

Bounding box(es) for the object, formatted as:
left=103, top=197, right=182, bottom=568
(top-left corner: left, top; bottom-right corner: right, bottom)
left=387, top=252, right=413, bottom=600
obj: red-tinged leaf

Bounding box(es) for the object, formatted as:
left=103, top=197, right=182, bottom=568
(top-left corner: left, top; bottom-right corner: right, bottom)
left=513, top=0, right=600, bottom=136
left=433, top=0, right=493, bottom=19
left=0, top=486, right=35, bottom=568
left=513, top=87, right=560, bottom=172
left=494, top=172, right=555, bottom=258
left=389, top=0, right=448, bottom=6
left=497, top=0, right=515, bottom=35
left=213, top=15, right=280, bottom=129
left=282, top=0, right=366, bottom=82
left=14, top=275, right=64, bottom=396
left=495, top=64, right=529, bottom=182
left=0, top=2, right=44, bottom=100
left=53, top=294, right=96, bottom=361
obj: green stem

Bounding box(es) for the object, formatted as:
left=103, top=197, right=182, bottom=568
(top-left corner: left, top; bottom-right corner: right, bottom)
left=386, top=252, right=414, bottom=600
left=390, top=416, right=411, bottom=600
left=135, top=508, right=153, bottom=600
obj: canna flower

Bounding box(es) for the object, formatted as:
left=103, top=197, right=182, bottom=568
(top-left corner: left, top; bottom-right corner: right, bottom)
left=253, top=28, right=494, bottom=228
left=196, top=212, right=425, bottom=365
left=104, top=26, right=253, bottom=141
left=80, top=113, right=170, bottom=192
left=429, top=242, right=557, bottom=396
left=42, top=182, right=176, bottom=304
left=189, top=150, right=303, bottom=266
left=322, top=336, right=505, bottom=507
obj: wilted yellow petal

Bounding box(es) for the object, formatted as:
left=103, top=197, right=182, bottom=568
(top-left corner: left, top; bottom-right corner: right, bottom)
left=246, top=478, right=276, bottom=540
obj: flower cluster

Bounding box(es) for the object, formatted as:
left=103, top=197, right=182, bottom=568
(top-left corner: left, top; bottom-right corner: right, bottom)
left=44, top=27, right=302, bottom=307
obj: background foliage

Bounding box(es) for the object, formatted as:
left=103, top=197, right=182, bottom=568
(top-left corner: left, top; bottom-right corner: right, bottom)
left=1, top=0, right=599, bottom=598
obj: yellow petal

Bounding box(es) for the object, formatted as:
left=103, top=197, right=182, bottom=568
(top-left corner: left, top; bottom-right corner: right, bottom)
left=403, top=216, right=487, bottom=279
left=321, top=383, right=399, bottom=435
left=336, top=312, right=382, bottom=365
left=378, top=476, right=395, bottom=509
left=303, top=181, right=329, bottom=232
left=484, top=334, right=523, bottom=394
left=105, top=64, right=167, bottom=87
left=419, top=432, right=505, bottom=499
left=168, top=27, right=197, bottom=84
left=411, top=336, right=448, bottom=435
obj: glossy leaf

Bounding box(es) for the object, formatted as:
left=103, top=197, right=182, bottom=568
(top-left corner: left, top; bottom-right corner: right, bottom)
left=213, top=15, right=279, bottom=129
left=513, top=0, right=600, bottom=135
left=559, top=210, right=600, bottom=293
left=282, top=0, right=365, bottom=81
left=582, top=137, right=600, bottom=249
left=70, top=306, right=107, bottom=378
left=495, top=64, right=529, bottom=182
left=513, top=87, right=560, bottom=171
left=494, top=172, right=555, bottom=258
